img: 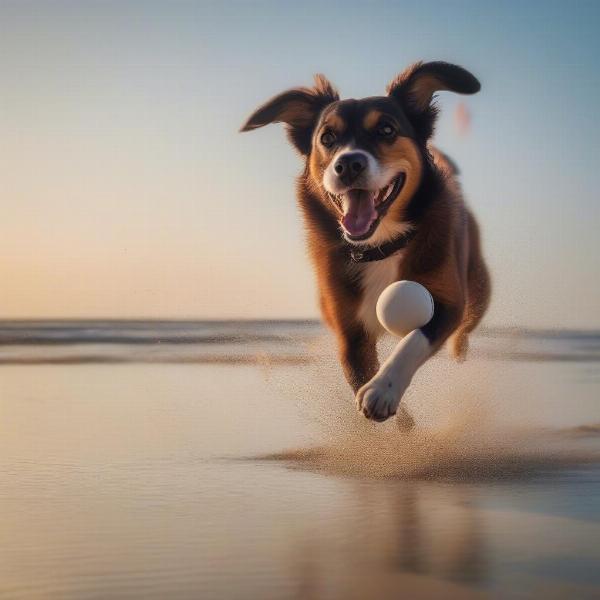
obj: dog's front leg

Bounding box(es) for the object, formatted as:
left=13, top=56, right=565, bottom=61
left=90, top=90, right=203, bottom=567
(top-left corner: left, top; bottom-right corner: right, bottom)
left=355, top=329, right=431, bottom=422
left=356, top=302, right=460, bottom=422
left=337, top=325, right=379, bottom=393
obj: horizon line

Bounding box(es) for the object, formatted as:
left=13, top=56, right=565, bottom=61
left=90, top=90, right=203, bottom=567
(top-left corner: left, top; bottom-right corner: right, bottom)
left=0, top=318, right=597, bottom=338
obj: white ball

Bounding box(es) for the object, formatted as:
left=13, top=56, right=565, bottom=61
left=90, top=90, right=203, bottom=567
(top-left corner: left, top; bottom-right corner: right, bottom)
left=376, top=280, right=434, bottom=338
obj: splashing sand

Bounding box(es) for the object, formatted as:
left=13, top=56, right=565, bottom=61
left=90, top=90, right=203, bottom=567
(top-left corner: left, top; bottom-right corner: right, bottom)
left=257, top=334, right=600, bottom=480
left=261, top=417, right=600, bottom=480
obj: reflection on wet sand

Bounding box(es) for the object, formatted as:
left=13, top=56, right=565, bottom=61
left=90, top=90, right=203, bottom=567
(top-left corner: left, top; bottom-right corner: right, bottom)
left=283, top=469, right=600, bottom=598
left=391, top=485, right=487, bottom=584
left=285, top=480, right=489, bottom=599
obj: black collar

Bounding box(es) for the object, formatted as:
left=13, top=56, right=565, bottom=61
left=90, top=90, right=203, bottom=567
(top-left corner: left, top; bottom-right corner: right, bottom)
left=347, top=228, right=416, bottom=263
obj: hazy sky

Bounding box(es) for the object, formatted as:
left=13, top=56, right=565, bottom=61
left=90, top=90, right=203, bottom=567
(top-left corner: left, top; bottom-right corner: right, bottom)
left=1, top=1, right=599, bottom=327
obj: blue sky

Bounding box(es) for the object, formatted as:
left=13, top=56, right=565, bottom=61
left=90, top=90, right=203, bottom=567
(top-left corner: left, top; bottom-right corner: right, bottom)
left=1, top=1, right=599, bottom=327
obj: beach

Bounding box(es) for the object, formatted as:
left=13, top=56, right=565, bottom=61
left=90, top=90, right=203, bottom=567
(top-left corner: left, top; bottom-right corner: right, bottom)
left=1, top=321, right=599, bottom=599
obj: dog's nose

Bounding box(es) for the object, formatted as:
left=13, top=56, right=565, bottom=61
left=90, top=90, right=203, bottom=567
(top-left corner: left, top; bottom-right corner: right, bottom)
left=334, top=152, right=367, bottom=185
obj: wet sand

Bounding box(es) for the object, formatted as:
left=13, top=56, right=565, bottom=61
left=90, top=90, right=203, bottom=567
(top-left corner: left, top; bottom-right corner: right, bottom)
left=0, top=322, right=599, bottom=599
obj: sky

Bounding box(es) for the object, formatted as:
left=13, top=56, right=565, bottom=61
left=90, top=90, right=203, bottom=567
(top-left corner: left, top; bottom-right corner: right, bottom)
left=1, top=0, right=599, bottom=328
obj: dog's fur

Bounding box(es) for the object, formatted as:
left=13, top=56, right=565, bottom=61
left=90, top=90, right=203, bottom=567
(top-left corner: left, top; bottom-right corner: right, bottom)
left=241, top=61, right=490, bottom=423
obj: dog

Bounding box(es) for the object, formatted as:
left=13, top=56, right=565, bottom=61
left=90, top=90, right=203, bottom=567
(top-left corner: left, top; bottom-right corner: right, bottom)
left=241, top=61, right=490, bottom=423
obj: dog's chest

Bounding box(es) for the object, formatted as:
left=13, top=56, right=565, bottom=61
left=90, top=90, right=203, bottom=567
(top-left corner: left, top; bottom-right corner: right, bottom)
left=356, top=253, right=403, bottom=336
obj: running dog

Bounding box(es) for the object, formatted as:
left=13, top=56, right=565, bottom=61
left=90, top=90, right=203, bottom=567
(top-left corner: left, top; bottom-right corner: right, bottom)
left=241, top=61, right=490, bottom=423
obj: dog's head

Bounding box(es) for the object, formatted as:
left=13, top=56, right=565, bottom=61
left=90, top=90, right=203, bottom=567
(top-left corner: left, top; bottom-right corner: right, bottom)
left=241, top=62, right=480, bottom=245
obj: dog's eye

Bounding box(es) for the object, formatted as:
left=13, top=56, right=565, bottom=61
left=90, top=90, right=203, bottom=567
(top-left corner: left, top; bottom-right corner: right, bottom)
left=377, top=123, right=396, bottom=138
left=320, top=131, right=336, bottom=148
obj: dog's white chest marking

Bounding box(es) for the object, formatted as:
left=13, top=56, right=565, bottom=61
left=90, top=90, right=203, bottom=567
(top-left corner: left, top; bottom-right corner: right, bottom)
left=357, top=253, right=403, bottom=336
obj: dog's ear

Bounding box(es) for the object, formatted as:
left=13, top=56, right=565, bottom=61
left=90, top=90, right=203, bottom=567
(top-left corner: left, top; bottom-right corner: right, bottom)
left=387, top=62, right=480, bottom=140
left=240, top=74, right=339, bottom=155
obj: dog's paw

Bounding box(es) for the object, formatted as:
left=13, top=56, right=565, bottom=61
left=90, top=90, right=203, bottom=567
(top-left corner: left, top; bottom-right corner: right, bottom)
left=356, top=374, right=408, bottom=422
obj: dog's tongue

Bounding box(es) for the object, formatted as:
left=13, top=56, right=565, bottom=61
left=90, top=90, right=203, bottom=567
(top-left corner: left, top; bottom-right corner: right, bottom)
left=341, top=189, right=377, bottom=237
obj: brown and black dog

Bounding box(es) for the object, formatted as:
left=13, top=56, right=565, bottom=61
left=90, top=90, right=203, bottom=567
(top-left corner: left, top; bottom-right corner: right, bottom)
left=241, top=61, right=490, bottom=423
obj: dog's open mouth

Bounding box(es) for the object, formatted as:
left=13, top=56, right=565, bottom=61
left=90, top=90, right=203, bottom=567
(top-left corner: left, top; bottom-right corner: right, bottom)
left=331, top=173, right=406, bottom=241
